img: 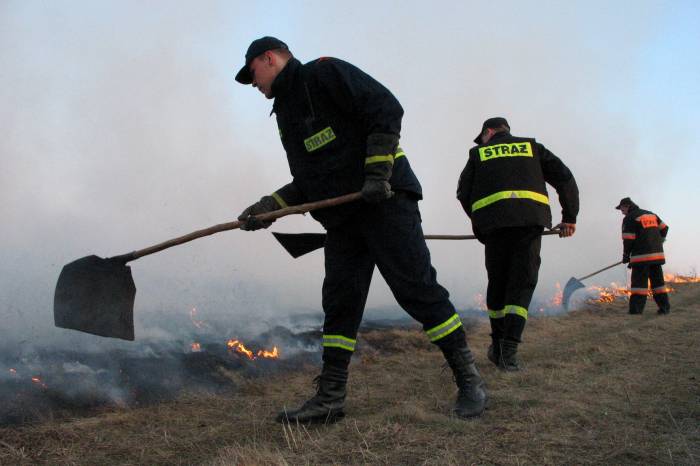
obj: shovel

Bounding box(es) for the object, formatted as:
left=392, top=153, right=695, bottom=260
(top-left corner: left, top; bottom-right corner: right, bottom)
left=53, top=192, right=362, bottom=341
left=561, top=261, right=624, bottom=310
left=272, top=229, right=563, bottom=258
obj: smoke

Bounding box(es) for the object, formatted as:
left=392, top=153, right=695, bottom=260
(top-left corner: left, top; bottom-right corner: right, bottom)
left=1, top=1, right=698, bottom=348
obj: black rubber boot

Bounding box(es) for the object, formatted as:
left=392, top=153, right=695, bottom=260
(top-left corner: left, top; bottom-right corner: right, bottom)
left=275, top=364, right=347, bottom=424
left=443, top=346, right=488, bottom=418
left=487, top=336, right=501, bottom=367
left=499, top=339, right=520, bottom=372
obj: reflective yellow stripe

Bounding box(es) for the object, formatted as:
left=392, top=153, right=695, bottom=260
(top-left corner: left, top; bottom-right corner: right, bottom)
left=364, top=154, right=394, bottom=165
left=322, top=334, right=356, bottom=352
left=271, top=192, right=287, bottom=208
left=478, top=142, right=533, bottom=162
left=505, top=305, right=528, bottom=320
left=304, top=127, right=336, bottom=152
left=488, top=309, right=505, bottom=319
left=395, top=147, right=406, bottom=159
left=472, top=190, right=549, bottom=212
left=426, top=313, right=462, bottom=342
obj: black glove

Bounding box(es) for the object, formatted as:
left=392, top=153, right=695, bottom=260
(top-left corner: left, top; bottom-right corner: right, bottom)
left=237, top=195, right=280, bottom=231
left=361, top=178, right=393, bottom=203
left=622, top=255, right=630, bottom=264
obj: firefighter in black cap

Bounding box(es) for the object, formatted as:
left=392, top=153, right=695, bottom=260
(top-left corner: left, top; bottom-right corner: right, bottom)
left=234, top=37, right=487, bottom=423
left=457, top=117, right=579, bottom=371
left=616, top=197, right=671, bottom=314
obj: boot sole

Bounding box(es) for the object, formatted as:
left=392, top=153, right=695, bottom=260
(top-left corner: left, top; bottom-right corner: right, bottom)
left=276, top=411, right=345, bottom=425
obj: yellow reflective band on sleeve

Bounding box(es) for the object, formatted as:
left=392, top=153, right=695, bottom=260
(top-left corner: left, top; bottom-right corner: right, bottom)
left=488, top=309, right=505, bottom=319
left=304, top=127, right=336, bottom=152
left=425, top=313, right=463, bottom=342
left=271, top=192, right=288, bottom=208
left=364, top=154, right=395, bottom=165
left=504, top=305, right=528, bottom=320
left=394, top=147, right=406, bottom=159
left=471, top=190, right=549, bottom=212
left=478, top=142, right=533, bottom=162
left=322, top=334, right=356, bottom=352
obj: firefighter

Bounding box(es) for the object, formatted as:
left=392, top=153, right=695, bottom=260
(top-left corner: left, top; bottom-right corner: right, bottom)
left=616, top=197, right=671, bottom=314
left=457, top=117, right=579, bottom=371
left=234, top=37, right=487, bottom=423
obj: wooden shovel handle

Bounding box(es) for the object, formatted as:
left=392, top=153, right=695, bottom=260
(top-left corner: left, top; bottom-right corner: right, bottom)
left=113, top=192, right=362, bottom=263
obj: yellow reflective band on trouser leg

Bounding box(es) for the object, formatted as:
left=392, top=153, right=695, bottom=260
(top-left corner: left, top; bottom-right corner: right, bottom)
left=425, top=313, right=463, bottom=342
left=394, top=147, right=406, bottom=159
left=271, top=192, right=288, bottom=208
left=488, top=309, right=505, bottom=319
left=471, top=190, right=549, bottom=212
left=364, top=154, right=395, bottom=165
left=322, top=334, right=357, bottom=352
left=504, top=305, right=528, bottom=320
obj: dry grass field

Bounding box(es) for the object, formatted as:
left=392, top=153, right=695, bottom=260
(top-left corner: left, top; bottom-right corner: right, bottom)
left=1, top=284, right=698, bottom=465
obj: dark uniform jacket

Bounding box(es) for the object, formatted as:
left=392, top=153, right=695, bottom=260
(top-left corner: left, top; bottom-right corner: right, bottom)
left=622, top=204, right=668, bottom=265
left=270, top=57, right=421, bottom=228
left=456, top=132, right=579, bottom=236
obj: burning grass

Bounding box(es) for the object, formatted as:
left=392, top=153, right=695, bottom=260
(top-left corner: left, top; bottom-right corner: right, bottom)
left=1, top=284, right=699, bottom=464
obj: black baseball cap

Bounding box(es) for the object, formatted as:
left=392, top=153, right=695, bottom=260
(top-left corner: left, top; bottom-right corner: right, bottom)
left=473, top=117, right=510, bottom=144
left=615, top=197, right=634, bottom=210
left=235, top=36, right=289, bottom=84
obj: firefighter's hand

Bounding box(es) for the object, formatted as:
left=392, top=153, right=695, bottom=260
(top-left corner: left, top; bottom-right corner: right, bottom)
left=555, top=222, right=576, bottom=237
left=237, top=195, right=279, bottom=231
left=622, top=255, right=630, bottom=264
left=361, top=179, right=393, bottom=203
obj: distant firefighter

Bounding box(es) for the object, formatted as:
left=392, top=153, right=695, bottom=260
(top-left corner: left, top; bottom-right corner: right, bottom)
left=616, top=197, right=671, bottom=314
left=457, top=117, right=579, bottom=371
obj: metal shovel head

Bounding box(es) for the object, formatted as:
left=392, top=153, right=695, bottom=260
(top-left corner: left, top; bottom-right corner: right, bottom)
left=271, top=232, right=327, bottom=258
left=54, top=255, right=136, bottom=341
left=562, top=277, right=585, bottom=311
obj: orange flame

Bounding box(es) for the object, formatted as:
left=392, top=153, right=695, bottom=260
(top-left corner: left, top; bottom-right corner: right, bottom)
left=257, top=346, right=279, bottom=359
left=31, top=376, right=48, bottom=389
left=226, top=339, right=255, bottom=360
left=190, top=342, right=202, bottom=352
left=664, top=273, right=700, bottom=283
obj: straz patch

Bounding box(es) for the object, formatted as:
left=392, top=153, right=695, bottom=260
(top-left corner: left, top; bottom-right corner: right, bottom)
left=304, top=127, right=336, bottom=152
left=637, top=214, right=659, bottom=229
left=479, top=142, right=533, bottom=162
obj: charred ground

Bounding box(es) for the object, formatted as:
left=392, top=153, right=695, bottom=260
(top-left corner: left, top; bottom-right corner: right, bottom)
left=1, top=284, right=698, bottom=465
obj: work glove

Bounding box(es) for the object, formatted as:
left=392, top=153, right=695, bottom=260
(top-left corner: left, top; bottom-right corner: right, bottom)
left=361, top=178, right=393, bottom=203
left=622, top=254, right=631, bottom=268
left=237, top=195, right=280, bottom=231
left=362, top=133, right=397, bottom=203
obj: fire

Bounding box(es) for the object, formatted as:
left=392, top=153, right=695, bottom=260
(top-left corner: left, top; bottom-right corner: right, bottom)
left=664, top=273, right=700, bottom=283
left=9, top=368, right=17, bottom=375
left=257, top=346, right=279, bottom=359
left=227, top=339, right=255, bottom=360
left=31, top=376, right=48, bottom=389
left=190, top=342, right=202, bottom=352
left=586, top=282, right=630, bottom=304
left=226, top=339, right=280, bottom=360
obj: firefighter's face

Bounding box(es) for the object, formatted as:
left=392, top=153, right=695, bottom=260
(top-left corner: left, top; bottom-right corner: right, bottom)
left=250, top=52, right=278, bottom=99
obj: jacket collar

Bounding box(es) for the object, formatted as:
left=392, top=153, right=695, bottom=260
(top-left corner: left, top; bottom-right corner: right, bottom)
left=271, top=58, right=301, bottom=99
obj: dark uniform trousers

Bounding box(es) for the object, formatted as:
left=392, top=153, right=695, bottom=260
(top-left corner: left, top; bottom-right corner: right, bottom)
left=482, top=226, right=543, bottom=343
left=629, top=264, right=670, bottom=314
left=321, top=193, right=464, bottom=365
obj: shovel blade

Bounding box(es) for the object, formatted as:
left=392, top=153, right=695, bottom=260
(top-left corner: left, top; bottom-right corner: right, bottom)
left=54, top=255, right=136, bottom=341
left=271, top=232, right=327, bottom=258
left=562, top=277, right=585, bottom=311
